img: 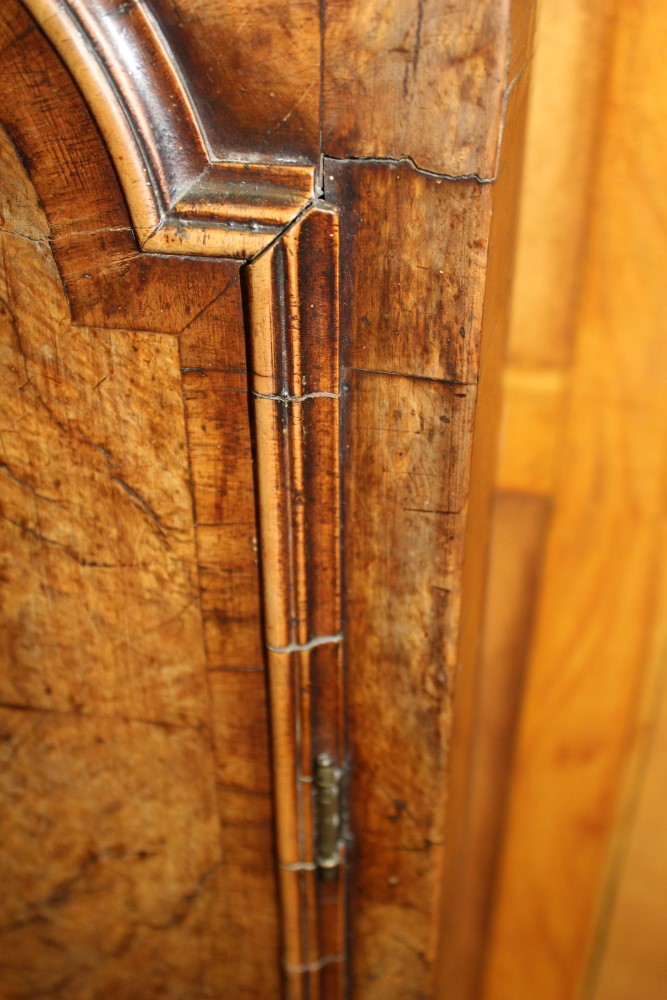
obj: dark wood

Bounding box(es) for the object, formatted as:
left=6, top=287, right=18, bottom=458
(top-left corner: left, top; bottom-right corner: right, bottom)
left=24, top=0, right=316, bottom=258
left=151, top=0, right=321, bottom=166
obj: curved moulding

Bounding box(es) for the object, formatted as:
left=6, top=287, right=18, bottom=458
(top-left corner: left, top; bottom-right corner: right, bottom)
left=22, top=0, right=316, bottom=257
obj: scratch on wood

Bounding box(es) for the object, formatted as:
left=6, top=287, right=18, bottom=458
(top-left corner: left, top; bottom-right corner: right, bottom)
left=110, top=476, right=168, bottom=536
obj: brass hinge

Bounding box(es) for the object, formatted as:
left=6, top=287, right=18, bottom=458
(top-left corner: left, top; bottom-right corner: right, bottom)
left=314, top=753, right=343, bottom=879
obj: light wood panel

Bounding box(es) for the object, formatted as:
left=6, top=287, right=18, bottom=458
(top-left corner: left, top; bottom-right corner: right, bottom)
left=0, top=114, right=227, bottom=1000
left=0, top=127, right=207, bottom=727
left=0, top=710, right=225, bottom=1000
left=588, top=605, right=667, bottom=1000
left=482, top=1, right=667, bottom=998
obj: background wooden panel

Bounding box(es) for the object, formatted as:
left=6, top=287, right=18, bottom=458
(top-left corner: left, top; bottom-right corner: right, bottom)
left=480, top=0, right=667, bottom=998
left=588, top=606, right=667, bottom=1000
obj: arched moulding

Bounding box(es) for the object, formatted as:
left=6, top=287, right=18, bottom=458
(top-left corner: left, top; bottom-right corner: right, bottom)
left=22, top=0, right=316, bottom=258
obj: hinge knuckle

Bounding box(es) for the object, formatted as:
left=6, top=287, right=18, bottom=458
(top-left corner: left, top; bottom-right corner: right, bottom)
left=315, top=752, right=342, bottom=879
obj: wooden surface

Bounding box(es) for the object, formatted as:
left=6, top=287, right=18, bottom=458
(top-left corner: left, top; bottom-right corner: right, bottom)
left=152, top=0, right=321, bottom=165
left=0, top=117, right=280, bottom=998
left=245, top=206, right=346, bottom=997
left=1, top=0, right=536, bottom=996
left=325, top=3, right=534, bottom=988
left=431, top=3, right=535, bottom=995
left=0, top=5, right=281, bottom=992
left=324, top=0, right=520, bottom=177
left=0, top=131, right=206, bottom=728
left=588, top=631, right=667, bottom=1000
left=480, top=0, right=667, bottom=998
left=23, top=0, right=317, bottom=257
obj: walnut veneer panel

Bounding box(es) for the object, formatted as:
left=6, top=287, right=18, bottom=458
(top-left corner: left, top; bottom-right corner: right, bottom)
left=0, top=0, right=537, bottom=995
left=0, top=128, right=207, bottom=726
left=0, top=10, right=280, bottom=992
left=0, top=710, right=225, bottom=999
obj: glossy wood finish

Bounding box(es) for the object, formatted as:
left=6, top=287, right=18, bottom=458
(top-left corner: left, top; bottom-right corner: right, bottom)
left=23, top=0, right=316, bottom=257
left=245, top=206, right=346, bottom=997
left=151, top=0, right=321, bottom=166
left=1, top=0, right=535, bottom=996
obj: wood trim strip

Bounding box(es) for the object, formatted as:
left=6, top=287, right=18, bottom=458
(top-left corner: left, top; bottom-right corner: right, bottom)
left=22, top=0, right=316, bottom=257
left=244, top=205, right=346, bottom=1000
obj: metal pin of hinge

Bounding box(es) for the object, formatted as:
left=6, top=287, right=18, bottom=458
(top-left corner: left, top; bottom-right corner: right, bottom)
left=314, top=752, right=342, bottom=880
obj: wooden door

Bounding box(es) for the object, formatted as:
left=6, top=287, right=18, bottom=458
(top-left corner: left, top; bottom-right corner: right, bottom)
left=0, top=2, right=533, bottom=997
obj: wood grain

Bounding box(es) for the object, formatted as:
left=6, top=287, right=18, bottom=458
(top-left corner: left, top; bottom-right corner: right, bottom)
left=0, top=126, right=207, bottom=728
left=475, top=2, right=615, bottom=993
left=325, top=160, right=491, bottom=384
left=244, top=206, right=345, bottom=999
left=588, top=599, right=667, bottom=1000
left=2, top=0, right=539, bottom=995
left=323, top=4, right=535, bottom=990
left=0, top=709, right=226, bottom=1000
left=0, top=19, right=282, bottom=994
left=483, top=0, right=667, bottom=997
left=342, top=367, right=476, bottom=999
left=22, top=0, right=316, bottom=257
left=2, top=1, right=239, bottom=329
left=182, top=370, right=264, bottom=668
left=324, top=0, right=526, bottom=177
left=179, top=271, right=282, bottom=994
left=0, top=116, right=229, bottom=1000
